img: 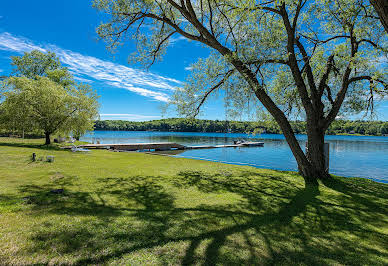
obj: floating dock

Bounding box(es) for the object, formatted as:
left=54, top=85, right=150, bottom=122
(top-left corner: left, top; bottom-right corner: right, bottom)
left=64, top=141, right=263, bottom=151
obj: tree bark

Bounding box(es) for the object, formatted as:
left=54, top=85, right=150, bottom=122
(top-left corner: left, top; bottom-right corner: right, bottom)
left=370, top=0, right=388, bottom=33
left=45, top=132, right=51, bottom=145
left=305, top=123, right=330, bottom=180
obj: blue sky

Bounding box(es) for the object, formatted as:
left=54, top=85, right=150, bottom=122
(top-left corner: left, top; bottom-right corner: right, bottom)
left=0, top=0, right=387, bottom=121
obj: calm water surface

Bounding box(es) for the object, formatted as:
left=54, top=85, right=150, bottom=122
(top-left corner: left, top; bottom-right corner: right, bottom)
left=81, top=131, right=388, bottom=183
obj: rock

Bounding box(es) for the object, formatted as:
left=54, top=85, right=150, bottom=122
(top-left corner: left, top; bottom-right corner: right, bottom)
left=50, top=189, right=64, bottom=194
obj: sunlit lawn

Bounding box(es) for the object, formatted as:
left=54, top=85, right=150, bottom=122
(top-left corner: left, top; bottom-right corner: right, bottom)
left=0, top=137, right=387, bottom=265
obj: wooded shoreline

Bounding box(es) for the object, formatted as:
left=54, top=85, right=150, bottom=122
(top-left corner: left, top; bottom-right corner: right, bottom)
left=94, top=118, right=388, bottom=136
left=3, top=118, right=388, bottom=138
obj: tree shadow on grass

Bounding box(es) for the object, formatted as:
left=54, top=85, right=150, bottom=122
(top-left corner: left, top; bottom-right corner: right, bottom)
left=7, top=171, right=388, bottom=265
left=0, top=141, right=63, bottom=151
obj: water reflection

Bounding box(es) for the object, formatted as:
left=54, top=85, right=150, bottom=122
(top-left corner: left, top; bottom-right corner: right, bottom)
left=81, top=131, right=388, bottom=183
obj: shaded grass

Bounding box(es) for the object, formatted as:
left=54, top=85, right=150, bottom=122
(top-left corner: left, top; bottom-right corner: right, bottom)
left=0, top=137, right=88, bottom=151
left=0, top=137, right=387, bottom=265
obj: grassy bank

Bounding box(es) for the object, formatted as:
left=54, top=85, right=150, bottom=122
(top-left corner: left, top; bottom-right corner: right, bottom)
left=0, top=137, right=387, bottom=265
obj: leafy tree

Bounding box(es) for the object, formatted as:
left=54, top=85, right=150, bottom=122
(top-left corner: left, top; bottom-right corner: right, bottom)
left=0, top=84, right=35, bottom=138
left=11, top=50, right=74, bottom=87
left=1, top=76, right=99, bottom=144
left=94, top=0, right=387, bottom=185
left=380, top=122, right=388, bottom=134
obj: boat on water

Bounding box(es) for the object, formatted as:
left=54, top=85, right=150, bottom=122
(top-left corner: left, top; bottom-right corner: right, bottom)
left=233, top=140, right=264, bottom=147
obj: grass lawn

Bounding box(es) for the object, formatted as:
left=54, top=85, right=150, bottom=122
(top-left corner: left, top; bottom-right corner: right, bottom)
left=0, top=137, right=387, bottom=265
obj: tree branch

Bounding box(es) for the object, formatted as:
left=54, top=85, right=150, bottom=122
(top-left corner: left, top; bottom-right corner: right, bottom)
left=318, top=55, right=335, bottom=96
left=295, top=37, right=317, bottom=96
left=193, top=69, right=235, bottom=116
left=280, top=3, right=314, bottom=115
left=348, top=75, right=387, bottom=88
left=324, top=25, right=359, bottom=129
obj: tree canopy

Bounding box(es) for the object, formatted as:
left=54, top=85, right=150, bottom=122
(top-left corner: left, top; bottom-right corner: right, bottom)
left=11, top=50, right=74, bottom=87
left=0, top=51, right=99, bottom=144
left=94, top=0, right=387, bottom=185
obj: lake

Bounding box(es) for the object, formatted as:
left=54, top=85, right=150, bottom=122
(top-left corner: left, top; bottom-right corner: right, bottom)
left=81, top=131, right=388, bottom=183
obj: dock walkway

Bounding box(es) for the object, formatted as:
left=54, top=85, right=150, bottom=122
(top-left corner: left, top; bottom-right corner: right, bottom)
left=64, top=142, right=264, bottom=151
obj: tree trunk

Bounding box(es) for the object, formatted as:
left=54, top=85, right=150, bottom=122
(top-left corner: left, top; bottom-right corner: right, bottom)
left=227, top=57, right=322, bottom=186
left=370, top=0, right=388, bottom=33
left=277, top=117, right=331, bottom=186
left=45, top=132, right=51, bottom=145
left=284, top=134, right=321, bottom=186
left=305, top=124, right=331, bottom=180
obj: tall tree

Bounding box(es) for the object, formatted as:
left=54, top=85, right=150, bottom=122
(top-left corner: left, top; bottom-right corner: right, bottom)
left=2, top=77, right=99, bottom=144
left=94, top=0, right=387, bottom=185
left=11, top=50, right=74, bottom=87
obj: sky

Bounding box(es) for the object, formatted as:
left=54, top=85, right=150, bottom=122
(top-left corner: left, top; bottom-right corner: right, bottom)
left=0, top=0, right=387, bottom=121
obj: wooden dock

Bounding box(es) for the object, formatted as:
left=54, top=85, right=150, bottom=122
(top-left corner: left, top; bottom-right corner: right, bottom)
left=187, top=142, right=264, bottom=149
left=64, top=141, right=263, bottom=151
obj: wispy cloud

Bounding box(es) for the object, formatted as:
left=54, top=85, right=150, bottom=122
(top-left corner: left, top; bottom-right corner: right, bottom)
left=0, top=32, right=45, bottom=53
left=0, top=32, right=182, bottom=102
left=184, top=66, right=193, bottom=71
left=99, top=113, right=160, bottom=120
left=72, top=75, right=93, bottom=83
left=169, top=35, right=187, bottom=45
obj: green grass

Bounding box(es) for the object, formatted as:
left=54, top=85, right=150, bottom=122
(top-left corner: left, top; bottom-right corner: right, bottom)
left=0, top=137, right=387, bottom=265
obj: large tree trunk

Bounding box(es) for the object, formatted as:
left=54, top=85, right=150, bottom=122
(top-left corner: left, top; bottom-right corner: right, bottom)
left=45, top=132, right=51, bottom=145
left=370, top=0, right=388, bottom=33
left=275, top=118, right=321, bottom=186
left=305, top=124, right=330, bottom=179
left=273, top=113, right=331, bottom=186
left=228, top=57, right=323, bottom=186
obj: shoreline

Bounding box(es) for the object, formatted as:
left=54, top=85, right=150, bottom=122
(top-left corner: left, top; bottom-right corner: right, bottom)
left=91, top=129, right=388, bottom=137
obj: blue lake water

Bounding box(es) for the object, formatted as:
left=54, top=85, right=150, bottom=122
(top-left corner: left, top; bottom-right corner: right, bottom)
left=81, top=131, right=388, bottom=183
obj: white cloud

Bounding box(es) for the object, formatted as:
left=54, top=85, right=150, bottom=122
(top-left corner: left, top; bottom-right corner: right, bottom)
left=73, top=75, right=93, bottom=83
left=169, top=35, right=187, bottom=45
left=184, top=66, right=193, bottom=71
left=0, top=32, right=182, bottom=102
left=99, top=113, right=160, bottom=120
left=0, top=32, right=45, bottom=53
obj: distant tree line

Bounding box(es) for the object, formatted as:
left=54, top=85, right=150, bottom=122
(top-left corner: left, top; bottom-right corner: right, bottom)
left=94, top=118, right=388, bottom=136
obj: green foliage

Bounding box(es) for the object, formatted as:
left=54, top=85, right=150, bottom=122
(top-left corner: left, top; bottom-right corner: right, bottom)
left=94, top=0, right=387, bottom=119
left=11, top=50, right=74, bottom=87
left=0, top=137, right=387, bottom=264
left=1, top=50, right=99, bottom=143
left=1, top=76, right=99, bottom=141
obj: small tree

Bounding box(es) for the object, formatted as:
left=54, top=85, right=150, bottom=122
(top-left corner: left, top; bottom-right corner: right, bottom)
left=94, top=0, right=387, bottom=186
left=2, top=77, right=99, bottom=144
